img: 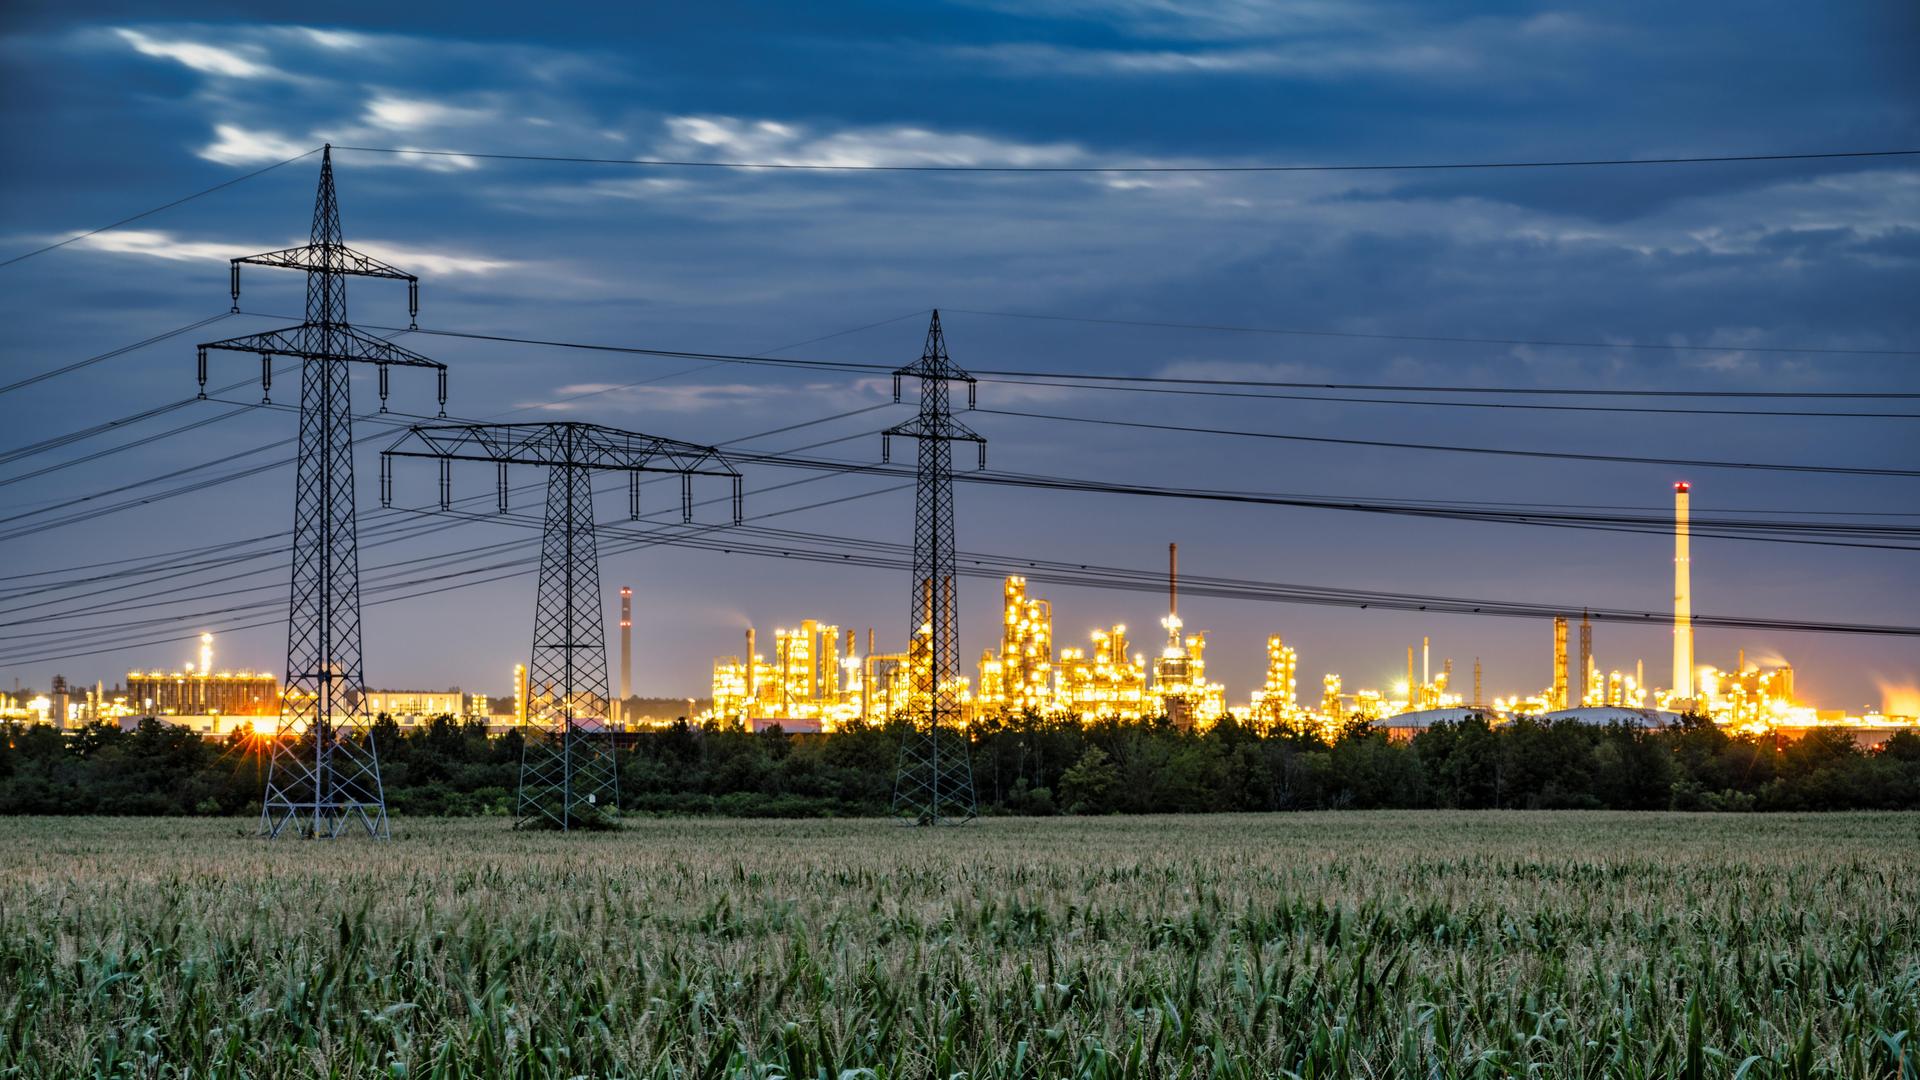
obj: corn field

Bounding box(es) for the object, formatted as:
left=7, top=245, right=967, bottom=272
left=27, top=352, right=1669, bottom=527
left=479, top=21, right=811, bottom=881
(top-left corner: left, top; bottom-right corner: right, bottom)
left=1, top=813, right=1915, bottom=1077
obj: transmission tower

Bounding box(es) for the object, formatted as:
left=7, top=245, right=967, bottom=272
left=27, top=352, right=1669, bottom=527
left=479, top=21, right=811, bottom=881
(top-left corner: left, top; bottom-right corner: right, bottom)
left=881, top=311, right=985, bottom=826
left=197, top=145, right=447, bottom=840
left=381, top=422, right=740, bottom=830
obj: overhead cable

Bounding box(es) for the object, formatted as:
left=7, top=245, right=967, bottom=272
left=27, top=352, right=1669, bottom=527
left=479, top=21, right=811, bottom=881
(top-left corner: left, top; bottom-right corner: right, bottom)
left=334, top=144, right=1920, bottom=174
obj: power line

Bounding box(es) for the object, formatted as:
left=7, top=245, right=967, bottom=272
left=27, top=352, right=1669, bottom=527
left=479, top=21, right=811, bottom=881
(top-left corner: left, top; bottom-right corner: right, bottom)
left=0, top=306, right=906, bottom=548
left=976, top=407, right=1920, bottom=479
left=728, top=452, right=1920, bottom=549
left=0, top=461, right=902, bottom=666
left=2, top=398, right=202, bottom=466
left=334, top=144, right=1920, bottom=174
left=312, top=317, right=1920, bottom=401
left=694, top=523, right=1920, bottom=636
left=0, top=151, right=320, bottom=270
left=9, top=387, right=1909, bottom=661
left=0, top=312, right=237, bottom=397
left=0, top=404, right=255, bottom=489
left=976, top=376, right=1920, bottom=419
left=975, top=370, right=1920, bottom=400
left=0, top=405, right=897, bottom=631
left=948, top=308, right=1920, bottom=358
left=12, top=477, right=1914, bottom=667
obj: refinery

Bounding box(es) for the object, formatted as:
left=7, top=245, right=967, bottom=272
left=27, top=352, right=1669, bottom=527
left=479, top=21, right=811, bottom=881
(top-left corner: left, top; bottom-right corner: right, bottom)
left=698, top=485, right=1914, bottom=742
left=4, top=483, right=1913, bottom=744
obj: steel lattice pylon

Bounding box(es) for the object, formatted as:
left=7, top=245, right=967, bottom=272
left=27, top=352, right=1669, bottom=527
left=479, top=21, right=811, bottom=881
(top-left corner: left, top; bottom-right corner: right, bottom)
left=196, top=145, right=446, bottom=840
left=381, top=422, right=740, bottom=830
left=881, top=311, right=986, bottom=826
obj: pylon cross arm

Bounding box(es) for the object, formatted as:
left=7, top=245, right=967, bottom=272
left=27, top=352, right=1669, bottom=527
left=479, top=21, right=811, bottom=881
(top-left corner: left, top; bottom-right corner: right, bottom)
left=233, top=242, right=416, bottom=283
left=884, top=415, right=986, bottom=445
left=891, top=359, right=976, bottom=387
left=382, top=422, right=738, bottom=478
left=200, top=324, right=446, bottom=370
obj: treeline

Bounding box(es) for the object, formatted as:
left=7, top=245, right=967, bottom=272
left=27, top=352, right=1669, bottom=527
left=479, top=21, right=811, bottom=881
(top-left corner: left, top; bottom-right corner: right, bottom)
left=2, top=712, right=1918, bottom=816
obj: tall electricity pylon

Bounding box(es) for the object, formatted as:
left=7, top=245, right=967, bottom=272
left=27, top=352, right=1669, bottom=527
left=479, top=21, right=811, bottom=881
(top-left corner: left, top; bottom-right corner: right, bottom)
left=882, top=311, right=985, bottom=826
left=197, top=145, right=447, bottom=840
left=381, top=422, right=740, bottom=830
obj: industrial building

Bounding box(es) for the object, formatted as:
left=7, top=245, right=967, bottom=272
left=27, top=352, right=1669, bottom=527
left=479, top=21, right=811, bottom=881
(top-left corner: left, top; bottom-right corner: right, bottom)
left=12, top=482, right=1912, bottom=744
left=363, top=690, right=484, bottom=723
left=977, top=577, right=1053, bottom=714
left=126, top=634, right=279, bottom=720
left=127, top=669, right=280, bottom=718
left=699, top=490, right=1915, bottom=739
left=1145, top=545, right=1227, bottom=730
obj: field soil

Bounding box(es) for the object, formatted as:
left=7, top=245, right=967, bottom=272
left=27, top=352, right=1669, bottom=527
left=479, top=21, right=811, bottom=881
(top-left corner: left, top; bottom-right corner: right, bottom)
left=2, top=812, right=1916, bottom=1076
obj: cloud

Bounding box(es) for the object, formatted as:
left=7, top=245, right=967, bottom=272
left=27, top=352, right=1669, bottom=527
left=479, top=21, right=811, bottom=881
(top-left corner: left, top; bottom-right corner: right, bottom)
left=356, top=242, right=513, bottom=276
left=199, top=123, right=311, bottom=165
left=546, top=177, right=690, bottom=204
left=954, top=0, right=1363, bottom=40
left=945, top=9, right=1607, bottom=82
left=71, top=229, right=249, bottom=263
left=297, top=28, right=364, bottom=50
left=114, top=28, right=276, bottom=78
left=952, top=38, right=1480, bottom=78
left=346, top=146, right=484, bottom=171
left=361, top=95, right=498, bottom=133
left=70, top=229, right=514, bottom=276
left=101, top=26, right=598, bottom=173
left=520, top=381, right=809, bottom=413
left=198, top=122, right=480, bottom=171
left=660, top=115, right=1086, bottom=169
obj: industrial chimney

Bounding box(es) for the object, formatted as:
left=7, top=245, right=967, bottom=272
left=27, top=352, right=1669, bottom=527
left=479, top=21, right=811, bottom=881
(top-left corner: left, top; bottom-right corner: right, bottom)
left=1552, top=616, right=1568, bottom=709
left=618, top=586, right=632, bottom=722
left=1673, top=482, right=1694, bottom=701
left=745, top=626, right=757, bottom=702
left=1168, top=543, right=1178, bottom=619
left=1577, top=611, right=1592, bottom=709
left=1406, top=645, right=1415, bottom=708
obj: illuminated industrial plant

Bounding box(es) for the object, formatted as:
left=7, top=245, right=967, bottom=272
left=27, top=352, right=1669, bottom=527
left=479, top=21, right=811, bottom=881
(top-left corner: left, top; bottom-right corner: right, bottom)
left=698, top=492, right=1915, bottom=741
left=10, top=485, right=1913, bottom=744
left=1145, top=545, right=1228, bottom=729
left=977, top=577, right=1054, bottom=714
left=1052, top=623, right=1147, bottom=721
left=127, top=633, right=280, bottom=724
left=710, top=622, right=902, bottom=731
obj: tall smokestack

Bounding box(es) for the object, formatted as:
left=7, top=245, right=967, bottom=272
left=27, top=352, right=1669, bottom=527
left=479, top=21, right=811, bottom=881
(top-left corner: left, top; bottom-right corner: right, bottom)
left=1673, top=482, right=1694, bottom=701
left=618, top=587, right=632, bottom=719
left=1473, top=658, right=1482, bottom=708
left=1553, top=616, right=1568, bottom=709
left=1168, top=543, right=1178, bottom=619
left=1578, top=611, right=1592, bottom=708
left=745, top=627, right=757, bottom=701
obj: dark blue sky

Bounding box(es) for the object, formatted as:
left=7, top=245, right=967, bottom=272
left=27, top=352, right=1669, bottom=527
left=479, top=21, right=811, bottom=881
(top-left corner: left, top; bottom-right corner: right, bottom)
left=2, top=1, right=1915, bottom=710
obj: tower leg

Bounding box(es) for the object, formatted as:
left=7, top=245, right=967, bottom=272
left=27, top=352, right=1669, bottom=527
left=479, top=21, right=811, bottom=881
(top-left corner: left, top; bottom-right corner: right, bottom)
left=891, top=393, right=977, bottom=826
left=261, top=356, right=387, bottom=840
left=517, top=462, right=618, bottom=830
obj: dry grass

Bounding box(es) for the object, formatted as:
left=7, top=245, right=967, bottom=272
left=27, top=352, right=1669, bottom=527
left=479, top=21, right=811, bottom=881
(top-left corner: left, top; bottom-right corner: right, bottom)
left=2, top=812, right=1916, bottom=1077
